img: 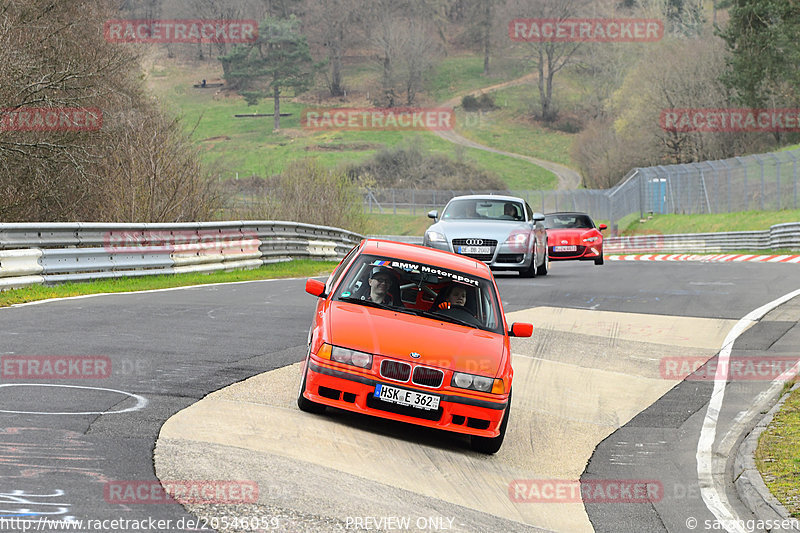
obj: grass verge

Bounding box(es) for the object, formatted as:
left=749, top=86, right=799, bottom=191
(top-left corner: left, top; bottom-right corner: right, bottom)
left=621, top=210, right=800, bottom=235
left=755, top=379, right=800, bottom=518
left=366, top=213, right=432, bottom=236
left=0, top=260, right=338, bottom=308
left=147, top=56, right=561, bottom=190
left=453, top=84, right=578, bottom=172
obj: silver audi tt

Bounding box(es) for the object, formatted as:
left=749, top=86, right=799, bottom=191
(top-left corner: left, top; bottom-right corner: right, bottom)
left=423, top=195, right=549, bottom=277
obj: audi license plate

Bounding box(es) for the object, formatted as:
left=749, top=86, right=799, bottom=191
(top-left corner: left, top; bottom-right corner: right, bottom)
left=554, top=245, right=577, bottom=252
left=459, top=245, right=491, bottom=255
left=375, top=383, right=440, bottom=411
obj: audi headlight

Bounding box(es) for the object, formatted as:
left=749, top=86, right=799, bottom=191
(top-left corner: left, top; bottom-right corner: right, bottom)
left=504, top=233, right=528, bottom=246
left=451, top=371, right=498, bottom=393
left=331, top=346, right=372, bottom=369
left=426, top=231, right=447, bottom=243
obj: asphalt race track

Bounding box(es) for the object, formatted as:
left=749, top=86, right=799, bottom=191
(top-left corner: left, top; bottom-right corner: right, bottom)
left=1, top=260, right=799, bottom=532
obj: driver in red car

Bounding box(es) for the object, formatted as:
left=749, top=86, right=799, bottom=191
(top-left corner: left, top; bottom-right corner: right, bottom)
left=363, top=266, right=397, bottom=305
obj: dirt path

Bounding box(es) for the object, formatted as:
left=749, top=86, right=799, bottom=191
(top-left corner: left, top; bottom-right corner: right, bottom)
left=436, top=73, right=582, bottom=190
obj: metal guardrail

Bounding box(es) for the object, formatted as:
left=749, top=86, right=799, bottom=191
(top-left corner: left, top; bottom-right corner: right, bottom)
left=370, top=222, right=800, bottom=256
left=605, top=222, right=800, bottom=254
left=0, top=221, right=363, bottom=290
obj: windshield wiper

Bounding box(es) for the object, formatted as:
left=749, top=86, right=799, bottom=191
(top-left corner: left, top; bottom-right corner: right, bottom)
left=412, top=309, right=481, bottom=329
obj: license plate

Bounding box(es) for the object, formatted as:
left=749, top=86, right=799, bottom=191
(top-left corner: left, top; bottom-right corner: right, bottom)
left=554, top=245, right=576, bottom=252
left=375, top=383, right=440, bottom=411
left=459, top=245, right=491, bottom=255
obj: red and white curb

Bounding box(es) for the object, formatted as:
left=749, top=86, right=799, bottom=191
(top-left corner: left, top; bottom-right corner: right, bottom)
left=608, top=254, right=800, bottom=263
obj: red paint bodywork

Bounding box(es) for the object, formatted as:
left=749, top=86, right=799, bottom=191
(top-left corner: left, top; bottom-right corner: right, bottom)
left=546, top=227, right=604, bottom=260
left=300, top=239, right=528, bottom=440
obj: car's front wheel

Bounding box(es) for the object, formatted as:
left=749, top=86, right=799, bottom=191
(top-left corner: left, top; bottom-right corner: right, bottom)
left=297, top=362, right=326, bottom=414
left=595, top=254, right=604, bottom=265
left=470, top=391, right=511, bottom=454
left=519, top=248, right=538, bottom=278
left=536, top=245, right=549, bottom=276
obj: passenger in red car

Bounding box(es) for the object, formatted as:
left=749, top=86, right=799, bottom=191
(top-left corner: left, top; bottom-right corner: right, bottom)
left=439, top=284, right=467, bottom=308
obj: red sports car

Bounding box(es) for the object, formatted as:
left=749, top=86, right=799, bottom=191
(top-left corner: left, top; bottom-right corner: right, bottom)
left=544, top=212, right=607, bottom=265
left=298, top=239, right=533, bottom=454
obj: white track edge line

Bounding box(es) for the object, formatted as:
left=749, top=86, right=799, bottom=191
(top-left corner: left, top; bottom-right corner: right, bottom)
left=696, top=287, right=800, bottom=533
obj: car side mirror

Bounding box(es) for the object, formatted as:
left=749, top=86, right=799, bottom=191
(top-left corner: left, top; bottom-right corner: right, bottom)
left=427, top=210, right=439, bottom=221
left=305, top=278, right=326, bottom=298
left=599, top=224, right=608, bottom=231
left=532, top=213, right=545, bottom=222
left=509, top=322, right=533, bottom=337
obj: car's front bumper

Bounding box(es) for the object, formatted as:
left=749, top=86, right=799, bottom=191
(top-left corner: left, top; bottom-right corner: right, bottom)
left=303, top=359, right=508, bottom=438
left=548, top=244, right=603, bottom=261
left=424, top=239, right=533, bottom=270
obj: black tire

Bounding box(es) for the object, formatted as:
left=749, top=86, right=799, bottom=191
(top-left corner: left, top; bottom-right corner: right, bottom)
left=536, top=246, right=549, bottom=276
left=519, top=248, right=538, bottom=278
left=470, top=391, right=511, bottom=454
left=594, top=255, right=604, bottom=265
left=297, top=364, right=326, bottom=414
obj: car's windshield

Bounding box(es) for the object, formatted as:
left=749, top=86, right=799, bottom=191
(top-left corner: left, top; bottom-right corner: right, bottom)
left=334, top=254, right=503, bottom=333
left=545, top=214, right=595, bottom=229
left=442, top=199, right=525, bottom=221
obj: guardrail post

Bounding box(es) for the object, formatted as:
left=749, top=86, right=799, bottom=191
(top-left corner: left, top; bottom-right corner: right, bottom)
left=758, top=155, right=765, bottom=211
left=740, top=157, right=749, bottom=211
left=792, top=152, right=799, bottom=209
left=770, top=153, right=782, bottom=210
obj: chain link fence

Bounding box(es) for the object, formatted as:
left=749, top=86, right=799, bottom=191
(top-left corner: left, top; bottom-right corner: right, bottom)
left=362, top=148, right=800, bottom=228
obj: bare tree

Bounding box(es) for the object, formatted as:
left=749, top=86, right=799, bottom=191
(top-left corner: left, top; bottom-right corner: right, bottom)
left=362, top=1, right=442, bottom=106
left=399, top=21, right=442, bottom=105
left=303, top=0, right=363, bottom=97
left=507, top=0, right=589, bottom=122
left=0, top=0, right=222, bottom=222
left=574, top=36, right=769, bottom=187
left=194, top=0, right=251, bottom=79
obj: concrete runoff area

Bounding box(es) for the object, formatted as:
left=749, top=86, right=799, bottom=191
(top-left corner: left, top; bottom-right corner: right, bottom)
left=155, top=307, right=738, bottom=532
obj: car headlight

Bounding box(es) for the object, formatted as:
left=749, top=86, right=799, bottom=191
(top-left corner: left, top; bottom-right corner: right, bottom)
left=451, top=371, right=499, bottom=393
left=426, top=231, right=447, bottom=243
left=504, top=233, right=528, bottom=246
left=582, top=236, right=599, bottom=243
left=331, top=346, right=372, bottom=369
